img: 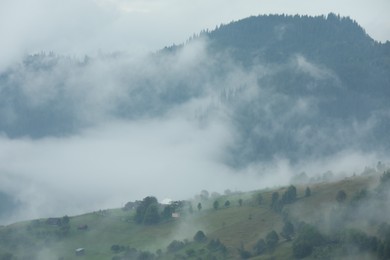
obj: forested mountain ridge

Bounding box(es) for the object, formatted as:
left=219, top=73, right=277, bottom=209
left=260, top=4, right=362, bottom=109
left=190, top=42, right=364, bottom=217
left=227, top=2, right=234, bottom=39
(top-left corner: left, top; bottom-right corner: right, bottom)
left=212, top=14, right=390, bottom=97
left=0, top=14, right=389, bottom=165
left=200, top=14, right=390, bottom=164
left=181, top=13, right=390, bottom=102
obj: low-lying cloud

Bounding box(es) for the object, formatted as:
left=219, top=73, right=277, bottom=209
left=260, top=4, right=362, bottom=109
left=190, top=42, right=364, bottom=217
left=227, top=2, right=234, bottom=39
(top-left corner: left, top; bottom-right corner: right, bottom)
left=0, top=116, right=231, bottom=222
left=0, top=122, right=383, bottom=225
left=0, top=38, right=388, bottom=224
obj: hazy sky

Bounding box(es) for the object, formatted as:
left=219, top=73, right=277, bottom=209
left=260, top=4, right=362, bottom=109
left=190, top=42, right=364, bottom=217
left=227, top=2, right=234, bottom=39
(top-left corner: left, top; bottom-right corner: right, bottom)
left=0, top=0, right=389, bottom=68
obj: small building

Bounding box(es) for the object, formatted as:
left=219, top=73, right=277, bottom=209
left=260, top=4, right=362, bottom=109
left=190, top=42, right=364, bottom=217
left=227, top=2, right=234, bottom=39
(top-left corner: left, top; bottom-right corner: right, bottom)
left=75, top=248, right=85, bottom=256
left=77, top=224, right=88, bottom=230
left=172, top=213, right=180, bottom=218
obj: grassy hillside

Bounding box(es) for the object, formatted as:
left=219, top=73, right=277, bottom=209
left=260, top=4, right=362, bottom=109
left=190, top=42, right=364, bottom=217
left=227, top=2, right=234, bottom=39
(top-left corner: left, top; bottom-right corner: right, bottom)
left=0, top=171, right=389, bottom=260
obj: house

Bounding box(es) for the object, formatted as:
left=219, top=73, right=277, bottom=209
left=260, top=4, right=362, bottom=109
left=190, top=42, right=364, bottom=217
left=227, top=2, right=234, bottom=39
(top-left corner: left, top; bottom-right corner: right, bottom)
left=75, top=248, right=85, bottom=256
left=77, top=224, right=88, bottom=230
left=172, top=213, right=180, bottom=218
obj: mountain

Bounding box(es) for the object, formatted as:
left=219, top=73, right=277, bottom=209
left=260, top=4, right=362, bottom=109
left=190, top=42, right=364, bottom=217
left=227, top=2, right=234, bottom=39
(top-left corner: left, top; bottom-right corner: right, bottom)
left=0, top=14, right=389, bottom=167
left=199, top=14, right=390, bottom=165
left=0, top=14, right=390, bottom=257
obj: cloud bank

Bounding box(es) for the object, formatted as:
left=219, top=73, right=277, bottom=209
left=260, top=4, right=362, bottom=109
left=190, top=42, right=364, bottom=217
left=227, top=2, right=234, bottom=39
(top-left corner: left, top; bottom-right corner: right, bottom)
left=0, top=37, right=387, bottom=224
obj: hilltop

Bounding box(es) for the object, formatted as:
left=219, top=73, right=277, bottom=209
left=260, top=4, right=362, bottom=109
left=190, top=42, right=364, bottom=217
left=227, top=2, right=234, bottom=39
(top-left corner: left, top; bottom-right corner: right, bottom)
left=0, top=170, right=389, bottom=259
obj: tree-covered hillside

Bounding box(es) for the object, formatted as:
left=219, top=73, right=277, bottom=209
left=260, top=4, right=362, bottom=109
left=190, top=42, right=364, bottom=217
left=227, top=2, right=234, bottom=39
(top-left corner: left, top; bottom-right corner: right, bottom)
left=205, top=13, right=390, bottom=103
left=205, top=14, right=390, bottom=165
left=0, top=13, right=389, bottom=166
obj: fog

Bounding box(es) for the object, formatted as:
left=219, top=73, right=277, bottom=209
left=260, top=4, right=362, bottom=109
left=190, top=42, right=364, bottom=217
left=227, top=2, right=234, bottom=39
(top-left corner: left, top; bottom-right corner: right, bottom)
left=0, top=35, right=387, bottom=225
left=0, top=124, right=382, bottom=224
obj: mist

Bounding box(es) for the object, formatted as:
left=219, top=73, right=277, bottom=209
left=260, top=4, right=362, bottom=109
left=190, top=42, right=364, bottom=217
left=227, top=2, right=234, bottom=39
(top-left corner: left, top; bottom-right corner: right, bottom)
left=0, top=35, right=387, bottom=225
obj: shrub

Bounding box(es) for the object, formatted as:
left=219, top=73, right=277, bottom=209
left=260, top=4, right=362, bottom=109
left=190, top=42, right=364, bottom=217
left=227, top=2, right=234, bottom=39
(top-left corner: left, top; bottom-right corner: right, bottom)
left=194, top=230, right=207, bottom=242
left=167, top=240, right=185, bottom=253
left=336, top=190, right=347, bottom=203
left=137, top=251, right=155, bottom=260
left=265, top=230, right=279, bottom=249
left=281, top=221, right=295, bottom=240
left=237, top=243, right=251, bottom=259
left=281, top=185, right=297, bottom=204
left=293, top=240, right=313, bottom=258
left=185, top=249, right=196, bottom=257
left=111, top=244, right=125, bottom=253
left=135, top=196, right=160, bottom=224
left=293, top=223, right=324, bottom=258
left=213, top=200, right=219, bottom=210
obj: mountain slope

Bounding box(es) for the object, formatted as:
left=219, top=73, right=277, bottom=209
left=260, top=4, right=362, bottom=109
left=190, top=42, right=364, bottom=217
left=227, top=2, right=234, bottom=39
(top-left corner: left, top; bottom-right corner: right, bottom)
left=0, top=171, right=388, bottom=259
left=202, top=14, right=390, bottom=165
left=1, top=14, right=389, bottom=166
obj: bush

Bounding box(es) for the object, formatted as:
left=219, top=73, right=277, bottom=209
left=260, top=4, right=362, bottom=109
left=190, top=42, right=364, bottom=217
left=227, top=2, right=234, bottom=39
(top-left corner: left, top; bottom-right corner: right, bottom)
left=143, top=203, right=160, bottom=224
left=213, top=200, right=219, bottom=210
left=111, top=244, right=125, bottom=253
left=161, top=205, right=174, bottom=220
left=185, top=249, right=196, bottom=257
left=207, top=239, right=226, bottom=253
left=281, top=185, right=297, bottom=204
left=336, top=190, right=347, bottom=203
left=194, top=230, right=207, bottom=242
left=137, top=251, right=155, bottom=260
left=281, top=221, right=295, bottom=240
left=167, top=240, right=185, bottom=253
left=293, top=223, right=324, bottom=258
left=350, top=189, right=368, bottom=207
left=340, top=229, right=379, bottom=252
left=123, top=248, right=139, bottom=259
left=237, top=243, right=251, bottom=259
left=293, top=240, right=313, bottom=258
left=265, top=230, right=279, bottom=249
left=135, top=196, right=160, bottom=224
left=197, top=202, right=202, bottom=211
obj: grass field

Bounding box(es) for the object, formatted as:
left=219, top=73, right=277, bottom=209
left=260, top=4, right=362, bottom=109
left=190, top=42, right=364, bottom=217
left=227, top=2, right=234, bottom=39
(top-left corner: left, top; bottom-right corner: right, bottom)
left=0, top=172, right=383, bottom=259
